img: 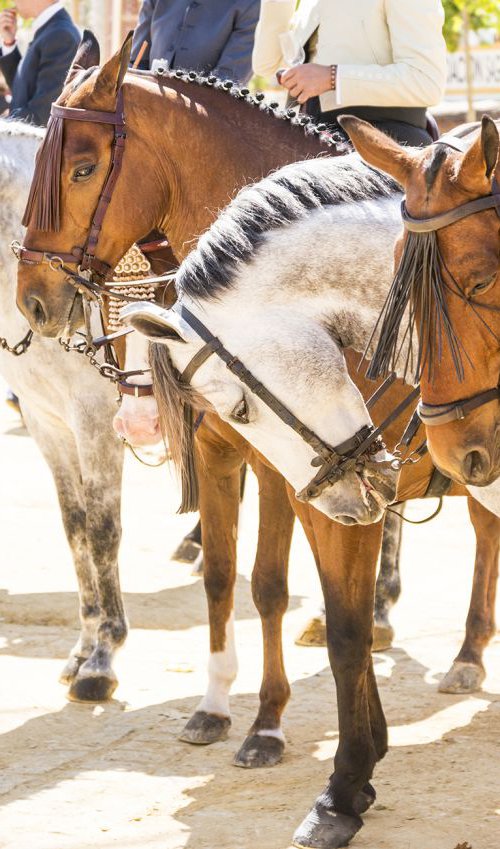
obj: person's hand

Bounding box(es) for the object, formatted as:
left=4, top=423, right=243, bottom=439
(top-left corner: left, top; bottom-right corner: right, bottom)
left=0, top=9, right=17, bottom=46
left=280, top=63, right=332, bottom=104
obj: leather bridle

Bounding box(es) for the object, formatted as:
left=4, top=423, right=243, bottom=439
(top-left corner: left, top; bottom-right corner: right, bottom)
left=402, top=133, right=500, bottom=427
left=11, top=88, right=174, bottom=398
left=14, top=89, right=127, bottom=283
left=130, top=303, right=410, bottom=504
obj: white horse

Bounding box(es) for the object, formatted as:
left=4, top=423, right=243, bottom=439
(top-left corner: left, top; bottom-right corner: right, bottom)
left=0, top=119, right=128, bottom=701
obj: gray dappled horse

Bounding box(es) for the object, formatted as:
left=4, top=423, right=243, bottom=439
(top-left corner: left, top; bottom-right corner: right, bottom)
left=0, top=120, right=126, bottom=701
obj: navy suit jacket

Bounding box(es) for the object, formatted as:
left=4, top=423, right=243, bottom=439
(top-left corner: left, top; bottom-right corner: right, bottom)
left=0, top=8, right=80, bottom=126
left=131, top=0, right=260, bottom=84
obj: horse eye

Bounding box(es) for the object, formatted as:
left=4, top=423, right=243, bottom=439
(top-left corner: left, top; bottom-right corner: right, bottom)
left=231, top=398, right=249, bottom=424
left=470, top=274, right=496, bottom=296
left=72, top=164, right=96, bottom=182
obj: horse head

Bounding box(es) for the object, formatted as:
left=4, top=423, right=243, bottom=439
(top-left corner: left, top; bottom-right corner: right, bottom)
left=16, top=31, right=165, bottom=337
left=341, top=115, right=500, bottom=487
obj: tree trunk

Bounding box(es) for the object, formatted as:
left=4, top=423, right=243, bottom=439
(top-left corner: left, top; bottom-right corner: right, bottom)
left=463, top=8, right=476, bottom=123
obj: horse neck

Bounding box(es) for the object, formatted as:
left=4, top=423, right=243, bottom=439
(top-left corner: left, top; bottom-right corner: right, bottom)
left=189, top=195, right=404, bottom=368
left=124, top=76, right=326, bottom=258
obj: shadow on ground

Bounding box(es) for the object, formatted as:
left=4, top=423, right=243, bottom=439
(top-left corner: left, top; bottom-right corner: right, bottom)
left=0, top=646, right=498, bottom=848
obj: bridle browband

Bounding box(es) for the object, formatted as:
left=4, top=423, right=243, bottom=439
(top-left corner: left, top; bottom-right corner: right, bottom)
left=368, top=129, right=500, bottom=428
left=401, top=178, right=500, bottom=234
left=158, top=304, right=404, bottom=503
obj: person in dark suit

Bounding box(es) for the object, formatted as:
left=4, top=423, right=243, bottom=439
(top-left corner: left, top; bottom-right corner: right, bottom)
left=0, top=1, right=80, bottom=127
left=131, top=0, right=260, bottom=84
left=0, top=75, right=8, bottom=115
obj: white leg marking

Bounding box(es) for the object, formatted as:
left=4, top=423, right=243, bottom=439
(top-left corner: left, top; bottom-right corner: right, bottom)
left=256, top=727, right=286, bottom=743
left=198, top=612, right=238, bottom=717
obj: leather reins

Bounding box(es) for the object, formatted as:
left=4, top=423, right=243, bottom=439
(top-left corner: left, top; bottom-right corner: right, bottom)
left=402, top=132, right=500, bottom=427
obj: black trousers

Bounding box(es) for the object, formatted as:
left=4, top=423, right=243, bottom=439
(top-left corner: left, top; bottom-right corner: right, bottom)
left=304, top=98, right=434, bottom=147
left=325, top=115, right=433, bottom=147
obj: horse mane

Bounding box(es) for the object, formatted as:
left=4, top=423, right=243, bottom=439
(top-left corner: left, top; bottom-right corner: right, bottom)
left=176, top=155, right=399, bottom=300
left=133, top=65, right=344, bottom=150
left=0, top=120, right=43, bottom=223
left=0, top=119, right=44, bottom=141
left=149, top=342, right=211, bottom=514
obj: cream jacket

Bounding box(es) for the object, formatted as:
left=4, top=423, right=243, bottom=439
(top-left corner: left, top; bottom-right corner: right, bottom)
left=252, top=0, right=447, bottom=112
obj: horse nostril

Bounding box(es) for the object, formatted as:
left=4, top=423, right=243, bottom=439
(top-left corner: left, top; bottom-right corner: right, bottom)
left=27, top=296, right=46, bottom=328
left=463, top=449, right=489, bottom=483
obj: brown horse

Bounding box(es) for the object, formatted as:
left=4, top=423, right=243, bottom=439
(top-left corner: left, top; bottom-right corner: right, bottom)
left=339, top=114, right=500, bottom=489
left=15, top=35, right=500, bottom=849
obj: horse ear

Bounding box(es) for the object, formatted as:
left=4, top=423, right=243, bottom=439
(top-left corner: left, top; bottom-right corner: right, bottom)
left=458, top=115, right=500, bottom=190
left=64, top=30, right=101, bottom=85
left=120, top=303, right=190, bottom=343
left=93, top=31, right=134, bottom=103
left=338, top=115, right=417, bottom=187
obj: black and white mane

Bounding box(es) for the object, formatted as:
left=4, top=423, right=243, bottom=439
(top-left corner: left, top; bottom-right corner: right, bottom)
left=177, top=155, right=399, bottom=300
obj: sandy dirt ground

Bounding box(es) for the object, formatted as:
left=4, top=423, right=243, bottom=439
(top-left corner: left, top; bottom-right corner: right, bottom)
left=0, top=390, right=499, bottom=849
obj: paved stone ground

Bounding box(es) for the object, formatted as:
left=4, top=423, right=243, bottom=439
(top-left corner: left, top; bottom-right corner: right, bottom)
left=0, top=389, right=499, bottom=849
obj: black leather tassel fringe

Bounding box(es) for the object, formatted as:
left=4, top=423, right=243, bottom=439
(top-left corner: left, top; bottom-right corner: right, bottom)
left=365, top=229, right=469, bottom=384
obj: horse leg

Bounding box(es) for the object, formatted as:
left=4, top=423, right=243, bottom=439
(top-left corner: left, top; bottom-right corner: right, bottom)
left=293, top=519, right=385, bottom=849
left=373, top=505, right=404, bottom=651
left=68, top=423, right=126, bottom=702
left=234, top=461, right=294, bottom=768
left=179, top=431, right=241, bottom=744
left=172, top=467, right=246, bottom=568
left=294, top=518, right=326, bottom=647
left=297, top=505, right=405, bottom=651
left=439, top=495, right=499, bottom=694
left=20, top=409, right=101, bottom=686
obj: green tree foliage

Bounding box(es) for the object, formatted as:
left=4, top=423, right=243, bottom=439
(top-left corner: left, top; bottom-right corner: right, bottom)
left=443, top=0, right=500, bottom=51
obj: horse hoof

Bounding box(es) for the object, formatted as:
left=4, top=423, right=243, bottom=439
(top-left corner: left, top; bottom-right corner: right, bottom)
left=233, top=733, right=285, bottom=768
left=295, top=615, right=326, bottom=647
left=179, top=710, right=231, bottom=745
left=292, top=805, right=363, bottom=848
left=171, top=538, right=202, bottom=564
left=68, top=674, right=118, bottom=703
left=372, top=622, right=394, bottom=652
left=352, top=783, right=376, bottom=815
left=438, top=661, right=486, bottom=694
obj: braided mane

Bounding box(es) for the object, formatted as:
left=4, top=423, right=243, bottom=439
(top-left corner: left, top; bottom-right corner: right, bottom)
left=134, top=65, right=345, bottom=150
